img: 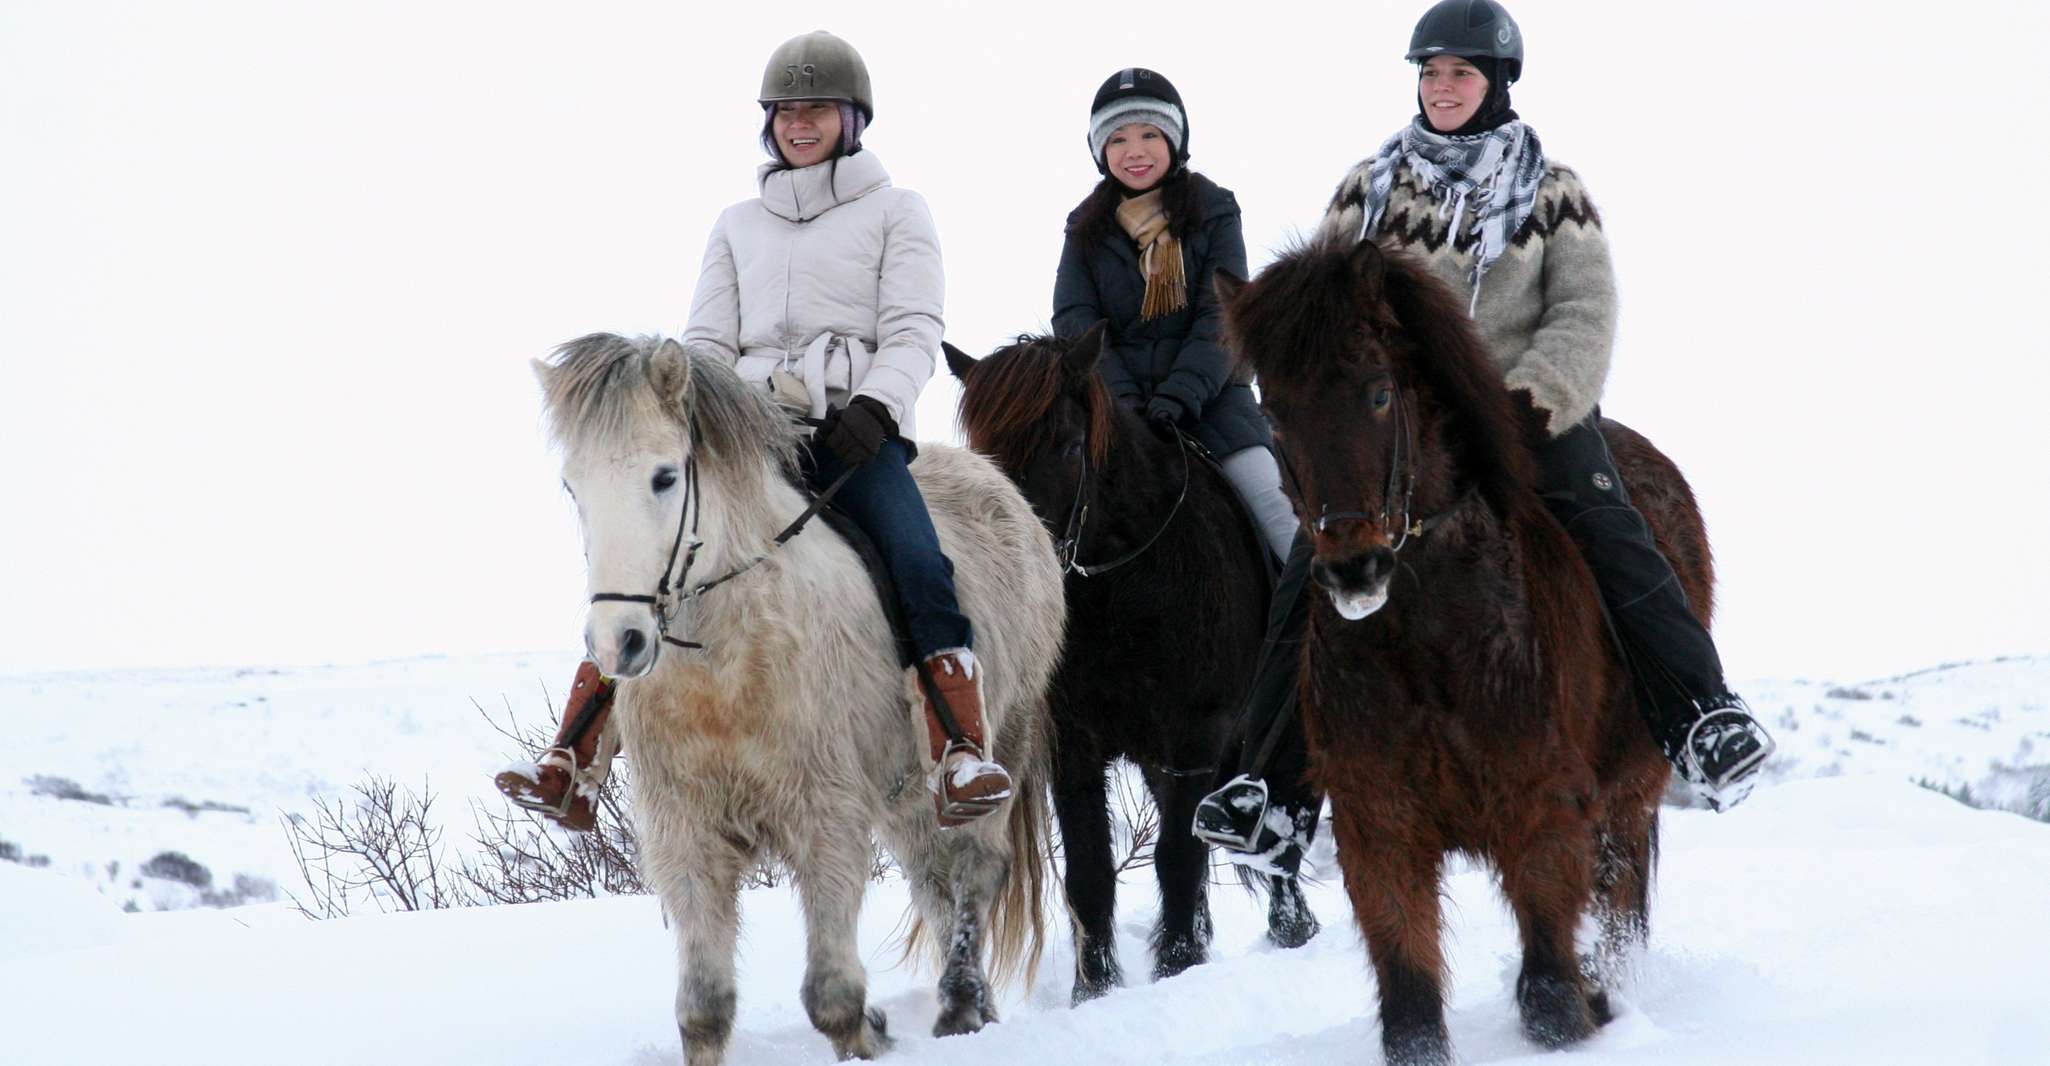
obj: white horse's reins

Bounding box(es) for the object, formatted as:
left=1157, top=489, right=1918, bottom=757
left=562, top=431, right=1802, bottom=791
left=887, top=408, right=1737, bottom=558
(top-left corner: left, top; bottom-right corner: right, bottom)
left=589, top=418, right=859, bottom=656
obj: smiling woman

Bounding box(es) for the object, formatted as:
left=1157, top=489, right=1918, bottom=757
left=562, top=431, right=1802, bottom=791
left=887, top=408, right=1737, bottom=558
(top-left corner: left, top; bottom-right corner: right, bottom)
left=504, top=30, right=1018, bottom=841
left=770, top=100, right=844, bottom=168
left=1202, top=0, right=1778, bottom=864
left=1417, top=54, right=1491, bottom=131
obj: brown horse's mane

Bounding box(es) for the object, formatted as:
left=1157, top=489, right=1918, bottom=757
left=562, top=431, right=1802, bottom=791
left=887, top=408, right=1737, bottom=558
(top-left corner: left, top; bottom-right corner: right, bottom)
left=956, top=334, right=1115, bottom=468
left=1226, top=240, right=1536, bottom=516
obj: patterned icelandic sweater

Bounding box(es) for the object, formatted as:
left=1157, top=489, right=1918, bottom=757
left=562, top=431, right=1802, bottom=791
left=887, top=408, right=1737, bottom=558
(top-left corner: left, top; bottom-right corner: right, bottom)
left=1320, top=160, right=1617, bottom=435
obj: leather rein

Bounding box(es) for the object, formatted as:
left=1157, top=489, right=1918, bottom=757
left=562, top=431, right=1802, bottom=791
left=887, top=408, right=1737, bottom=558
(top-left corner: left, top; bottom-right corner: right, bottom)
left=1051, top=422, right=1192, bottom=578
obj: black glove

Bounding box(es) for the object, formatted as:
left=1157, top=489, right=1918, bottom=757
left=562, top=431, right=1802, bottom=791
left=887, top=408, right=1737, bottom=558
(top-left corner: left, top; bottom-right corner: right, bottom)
left=817, top=395, right=897, bottom=468
left=1144, top=394, right=1189, bottom=431
left=1505, top=389, right=1555, bottom=451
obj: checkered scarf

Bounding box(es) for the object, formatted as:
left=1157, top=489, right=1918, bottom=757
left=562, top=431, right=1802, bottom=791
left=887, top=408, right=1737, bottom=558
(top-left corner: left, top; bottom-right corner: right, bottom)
left=1320, top=116, right=1546, bottom=312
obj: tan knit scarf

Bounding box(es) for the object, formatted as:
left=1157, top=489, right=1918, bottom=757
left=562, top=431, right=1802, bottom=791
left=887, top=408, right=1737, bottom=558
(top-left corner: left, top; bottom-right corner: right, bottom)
left=1116, top=190, right=1186, bottom=319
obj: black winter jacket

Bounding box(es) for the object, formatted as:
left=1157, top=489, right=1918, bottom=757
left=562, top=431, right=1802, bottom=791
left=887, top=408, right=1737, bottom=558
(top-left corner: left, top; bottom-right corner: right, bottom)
left=1052, top=173, right=1272, bottom=457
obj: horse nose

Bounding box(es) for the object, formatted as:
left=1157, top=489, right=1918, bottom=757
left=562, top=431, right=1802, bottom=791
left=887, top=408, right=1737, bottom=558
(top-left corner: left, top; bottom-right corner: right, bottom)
left=1311, top=546, right=1396, bottom=593
left=615, top=626, right=652, bottom=678
left=1359, top=546, right=1396, bottom=586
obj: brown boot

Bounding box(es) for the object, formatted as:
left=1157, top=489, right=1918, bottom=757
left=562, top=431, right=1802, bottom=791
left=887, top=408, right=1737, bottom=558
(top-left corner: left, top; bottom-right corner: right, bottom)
left=493, top=661, right=617, bottom=832
left=918, top=650, right=1014, bottom=828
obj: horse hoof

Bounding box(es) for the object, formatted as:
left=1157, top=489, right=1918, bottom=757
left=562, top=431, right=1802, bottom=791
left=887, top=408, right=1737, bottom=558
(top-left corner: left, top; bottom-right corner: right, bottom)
left=861, top=1007, right=895, bottom=1059
left=1266, top=908, right=1321, bottom=950
left=1518, top=973, right=1598, bottom=1049
left=1266, top=885, right=1321, bottom=949
left=933, top=1003, right=990, bottom=1038
left=1072, top=945, right=1123, bottom=1006
left=1586, top=987, right=1615, bottom=1027
left=829, top=1007, right=892, bottom=1061
left=1150, top=935, right=1207, bottom=982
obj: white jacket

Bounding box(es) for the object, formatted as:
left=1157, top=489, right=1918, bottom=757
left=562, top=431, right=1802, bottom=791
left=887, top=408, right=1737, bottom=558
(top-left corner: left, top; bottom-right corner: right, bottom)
left=684, top=150, right=944, bottom=437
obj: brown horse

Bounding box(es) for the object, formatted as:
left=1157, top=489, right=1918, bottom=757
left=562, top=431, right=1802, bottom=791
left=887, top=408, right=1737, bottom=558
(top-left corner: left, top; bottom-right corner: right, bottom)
left=1215, top=240, right=1700, bottom=1066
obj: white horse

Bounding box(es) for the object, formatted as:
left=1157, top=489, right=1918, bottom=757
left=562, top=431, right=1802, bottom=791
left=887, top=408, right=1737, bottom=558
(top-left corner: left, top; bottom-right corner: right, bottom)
left=536, top=334, right=1066, bottom=1063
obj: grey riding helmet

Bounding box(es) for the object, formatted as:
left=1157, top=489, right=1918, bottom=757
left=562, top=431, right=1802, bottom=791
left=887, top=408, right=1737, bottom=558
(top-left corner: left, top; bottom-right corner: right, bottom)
left=1406, top=0, right=1523, bottom=82
left=758, top=30, right=873, bottom=121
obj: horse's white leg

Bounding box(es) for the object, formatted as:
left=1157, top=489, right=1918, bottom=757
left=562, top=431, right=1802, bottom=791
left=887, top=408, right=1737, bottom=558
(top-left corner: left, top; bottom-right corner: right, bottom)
left=792, top=825, right=892, bottom=1060
left=650, top=834, right=745, bottom=1066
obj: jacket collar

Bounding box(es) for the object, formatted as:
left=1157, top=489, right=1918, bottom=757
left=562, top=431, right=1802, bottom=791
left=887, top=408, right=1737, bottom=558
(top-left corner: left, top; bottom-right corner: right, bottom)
left=757, top=150, right=891, bottom=222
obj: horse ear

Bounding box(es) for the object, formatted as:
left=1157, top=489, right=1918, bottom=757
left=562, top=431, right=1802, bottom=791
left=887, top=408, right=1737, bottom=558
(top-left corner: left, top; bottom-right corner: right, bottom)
left=1212, top=268, right=1245, bottom=308
left=648, top=338, right=693, bottom=403
left=1062, top=321, right=1108, bottom=381
left=943, top=341, right=977, bottom=382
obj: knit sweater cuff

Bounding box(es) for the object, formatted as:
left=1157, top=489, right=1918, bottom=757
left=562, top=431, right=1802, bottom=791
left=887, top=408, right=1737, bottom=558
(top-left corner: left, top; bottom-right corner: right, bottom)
left=1502, top=366, right=1594, bottom=438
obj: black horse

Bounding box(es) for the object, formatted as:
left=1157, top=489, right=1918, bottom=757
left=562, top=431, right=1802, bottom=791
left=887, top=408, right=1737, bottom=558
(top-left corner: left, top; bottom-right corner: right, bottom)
left=948, top=325, right=1320, bottom=1005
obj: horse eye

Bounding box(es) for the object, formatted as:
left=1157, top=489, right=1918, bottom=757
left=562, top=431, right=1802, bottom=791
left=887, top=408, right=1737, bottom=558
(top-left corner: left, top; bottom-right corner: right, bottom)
left=1372, top=386, right=1393, bottom=411
left=651, top=467, right=679, bottom=493
left=1062, top=439, right=1084, bottom=460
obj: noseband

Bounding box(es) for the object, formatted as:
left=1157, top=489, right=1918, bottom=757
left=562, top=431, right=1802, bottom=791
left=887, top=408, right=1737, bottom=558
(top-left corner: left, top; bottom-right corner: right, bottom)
left=588, top=418, right=857, bottom=655
left=1052, top=422, right=1192, bottom=578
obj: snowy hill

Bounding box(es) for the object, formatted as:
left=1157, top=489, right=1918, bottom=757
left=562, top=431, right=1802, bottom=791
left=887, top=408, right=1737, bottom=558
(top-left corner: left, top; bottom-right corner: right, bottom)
left=2, top=653, right=2047, bottom=1063
left=1744, top=656, right=2050, bottom=819
left=5, top=652, right=2044, bottom=913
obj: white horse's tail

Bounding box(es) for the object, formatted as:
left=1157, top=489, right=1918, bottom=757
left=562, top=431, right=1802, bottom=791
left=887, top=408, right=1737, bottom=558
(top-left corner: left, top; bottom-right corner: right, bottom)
left=988, top=765, right=1051, bottom=991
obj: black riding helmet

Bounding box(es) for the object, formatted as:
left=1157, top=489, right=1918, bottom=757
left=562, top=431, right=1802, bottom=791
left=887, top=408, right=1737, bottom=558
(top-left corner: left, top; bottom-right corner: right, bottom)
left=1408, top=0, right=1522, bottom=135
left=1406, top=0, right=1523, bottom=80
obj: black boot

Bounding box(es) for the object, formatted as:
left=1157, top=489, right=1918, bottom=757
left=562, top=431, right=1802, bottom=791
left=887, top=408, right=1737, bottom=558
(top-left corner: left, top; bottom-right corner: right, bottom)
left=1674, top=695, right=1774, bottom=811
left=1534, top=411, right=1773, bottom=811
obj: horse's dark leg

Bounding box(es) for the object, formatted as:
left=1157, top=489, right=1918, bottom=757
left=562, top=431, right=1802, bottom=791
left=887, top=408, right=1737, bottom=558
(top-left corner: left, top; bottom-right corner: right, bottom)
left=1144, top=765, right=1212, bottom=982
left=1260, top=723, right=1323, bottom=950
left=931, top=881, right=1000, bottom=1036
left=1053, top=754, right=1123, bottom=1003
left=1586, top=798, right=1659, bottom=1013
left=1498, top=825, right=1603, bottom=1049
left=1331, top=797, right=1451, bottom=1066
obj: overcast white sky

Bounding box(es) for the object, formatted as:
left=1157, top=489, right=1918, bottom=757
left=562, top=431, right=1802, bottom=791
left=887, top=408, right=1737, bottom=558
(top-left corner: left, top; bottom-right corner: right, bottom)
left=3, top=0, right=2045, bottom=680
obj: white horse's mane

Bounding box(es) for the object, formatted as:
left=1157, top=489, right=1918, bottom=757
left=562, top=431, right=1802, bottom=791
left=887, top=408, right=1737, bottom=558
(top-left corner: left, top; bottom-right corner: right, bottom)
left=537, top=332, right=801, bottom=490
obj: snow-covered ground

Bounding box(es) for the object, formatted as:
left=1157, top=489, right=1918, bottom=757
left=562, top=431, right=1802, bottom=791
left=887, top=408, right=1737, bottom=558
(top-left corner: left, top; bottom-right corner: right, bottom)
left=3, top=653, right=2047, bottom=1063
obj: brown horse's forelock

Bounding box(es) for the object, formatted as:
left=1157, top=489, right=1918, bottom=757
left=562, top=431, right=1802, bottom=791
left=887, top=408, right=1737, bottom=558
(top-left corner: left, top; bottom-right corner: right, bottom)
left=1226, top=241, right=1535, bottom=515
left=957, top=335, right=1114, bottom=469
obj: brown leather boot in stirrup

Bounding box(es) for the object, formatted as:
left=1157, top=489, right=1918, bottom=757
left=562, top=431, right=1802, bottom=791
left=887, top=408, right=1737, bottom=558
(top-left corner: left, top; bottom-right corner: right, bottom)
left=493, top=661, right=617, bottom=832
left=919, top=650, right=1013, bottom=828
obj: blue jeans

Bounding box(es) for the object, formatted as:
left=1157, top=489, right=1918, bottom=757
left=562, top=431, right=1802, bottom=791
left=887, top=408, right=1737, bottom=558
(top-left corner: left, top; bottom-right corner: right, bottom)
left=802, top=437, right=974, bottom=659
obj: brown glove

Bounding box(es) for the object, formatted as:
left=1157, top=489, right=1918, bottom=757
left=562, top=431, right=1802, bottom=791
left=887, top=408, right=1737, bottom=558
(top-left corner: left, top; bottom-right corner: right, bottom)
left=817, top=395, right=898, bottom=468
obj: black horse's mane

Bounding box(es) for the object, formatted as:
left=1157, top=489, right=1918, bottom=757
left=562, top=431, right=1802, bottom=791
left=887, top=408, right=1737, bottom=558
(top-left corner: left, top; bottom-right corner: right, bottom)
left=956, top=333, right=1115, bottom=469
